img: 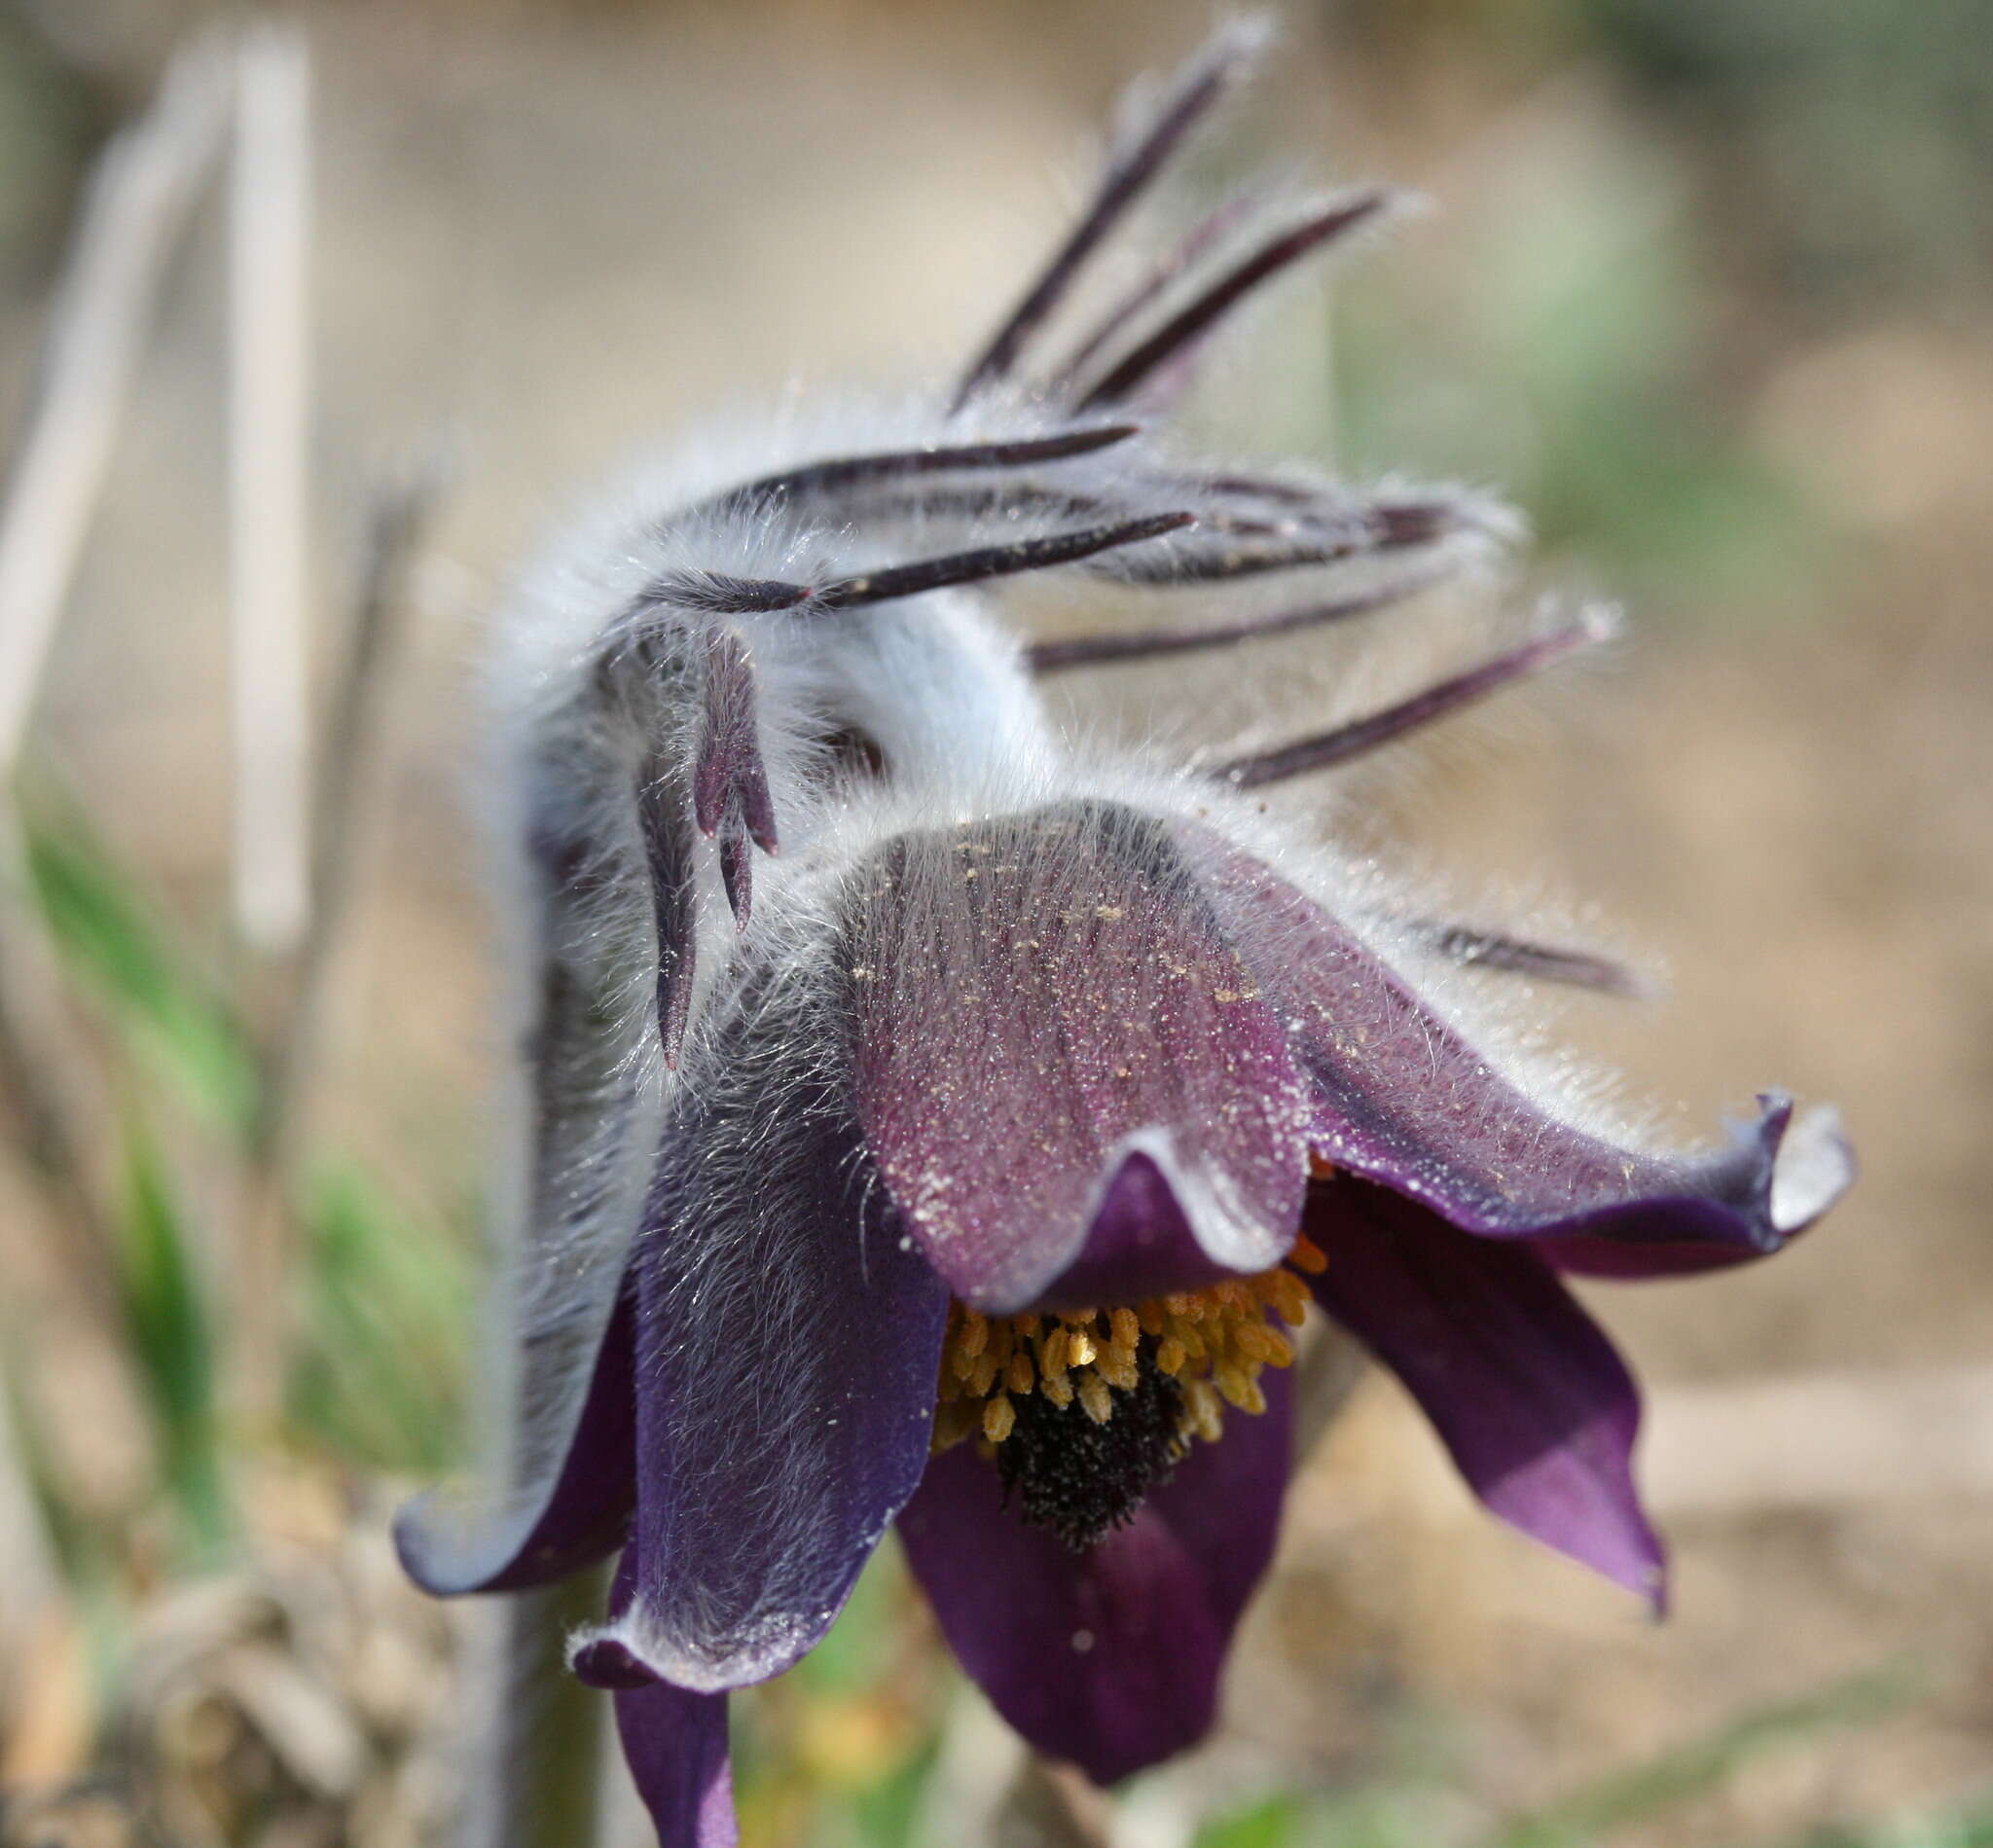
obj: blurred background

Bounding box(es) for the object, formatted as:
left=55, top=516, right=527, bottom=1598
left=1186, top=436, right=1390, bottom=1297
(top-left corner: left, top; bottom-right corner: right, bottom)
left=0, top=1, right=1987, bottom=1844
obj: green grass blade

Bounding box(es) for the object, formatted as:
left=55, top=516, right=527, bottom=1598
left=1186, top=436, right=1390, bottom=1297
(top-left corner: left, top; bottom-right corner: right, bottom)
left=287, top=1161, right=469, bottom=1471
left=115, top=1120, right=230, bottom=1552
left=21, top=805, right=257, bottom=1134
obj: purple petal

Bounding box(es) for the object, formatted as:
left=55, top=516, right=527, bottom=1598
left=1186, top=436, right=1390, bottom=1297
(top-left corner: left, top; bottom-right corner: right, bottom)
left=1306, top=1177, right=1665, bottom=1607
left=851, top=805, right=1313, bottom=1314
left=1181, top=830, right=1852, bottom=1274
left=1540, top=1101, right=1855, bottom=1276
left=1042, top=1145, right=1284, bottom=1310
left=616, top=1684, right=737, bottom=1848
left=581, top=1554, right=738, bottom=1847
left=395, top=1291, right=635, bottom=1595
left=899, top=1367, right=1293, bottom=1785
left=399, top=781, right=681, bottom=1597
left=573, top=1022, right=950, bottom=1690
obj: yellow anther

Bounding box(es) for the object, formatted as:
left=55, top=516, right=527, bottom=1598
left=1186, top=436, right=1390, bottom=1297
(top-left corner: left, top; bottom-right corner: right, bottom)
left=1232, top=1321, right=1280, bottom=1363
left=1265, top=1270, right=1311, bottom=1324
left=1099, top=1350, right=1139, bottom=1393
left=1214, top=1362, right=1257, bottom=1410
left=1287, top=1233, right=1328, bottom=1274
left=934, top=1245, right=1318, bottom=1460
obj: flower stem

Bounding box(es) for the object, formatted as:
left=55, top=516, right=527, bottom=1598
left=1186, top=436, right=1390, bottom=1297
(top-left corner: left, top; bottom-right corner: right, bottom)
left=460, top=1567, right=608, bottom=1848
left=998, top=1757, right=1115, bottom=1848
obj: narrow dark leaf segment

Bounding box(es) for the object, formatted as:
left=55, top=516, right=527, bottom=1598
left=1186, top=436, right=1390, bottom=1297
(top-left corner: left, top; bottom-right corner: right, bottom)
left=1073, top=192, right=1392, bottom=410
left=1218, top=618, right=1606, bottom=788
left=1027, top=562, right=1458, bottom=672
left=1405, top=920, right=1649, bottom=997
left=951, top=20, right=1263, bottom=407
left=692, top=423, right=1141, bottom=519
left=647, top=512, right=1196, bottom=615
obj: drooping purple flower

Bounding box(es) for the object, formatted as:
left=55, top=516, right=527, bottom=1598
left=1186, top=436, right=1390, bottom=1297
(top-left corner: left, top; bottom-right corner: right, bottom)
left=397, top=22, right=1854, bottom=1845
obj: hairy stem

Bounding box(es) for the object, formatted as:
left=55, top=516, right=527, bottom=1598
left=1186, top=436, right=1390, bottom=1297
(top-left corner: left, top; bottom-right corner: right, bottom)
left=461, top=1567, right=609, bottom=1848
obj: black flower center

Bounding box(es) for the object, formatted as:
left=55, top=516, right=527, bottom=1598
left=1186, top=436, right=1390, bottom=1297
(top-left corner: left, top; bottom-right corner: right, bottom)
left=996, top=1338, right=1186, bottom=1551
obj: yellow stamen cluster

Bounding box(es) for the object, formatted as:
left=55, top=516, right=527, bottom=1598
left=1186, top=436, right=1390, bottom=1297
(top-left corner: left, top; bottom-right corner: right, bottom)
left=932, top=1233, right=1326, bottom=1456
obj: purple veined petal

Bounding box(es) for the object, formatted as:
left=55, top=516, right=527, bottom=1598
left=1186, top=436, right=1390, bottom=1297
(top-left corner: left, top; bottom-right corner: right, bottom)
left=395, top=1291, right=635, bottom=1594
left=850, top=803, right=1314, bottom=1315
left=1305, top=1176, right=1666, bottom=1608
left=573, top=958, right=952, bottom=1692
left=1179, top=828, right=1854, bottom=1275
left=899, top=1365, right=1294, bottom=1786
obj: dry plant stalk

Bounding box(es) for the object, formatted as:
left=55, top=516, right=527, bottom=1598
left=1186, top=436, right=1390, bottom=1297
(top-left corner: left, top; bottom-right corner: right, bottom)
left=0, top=38, right=234, bottom=1476
left=224, top=22, right=314, bottom=1432
left=227, top=22, right=313, bottom=963
left=0, top=37, right=231, bottom=779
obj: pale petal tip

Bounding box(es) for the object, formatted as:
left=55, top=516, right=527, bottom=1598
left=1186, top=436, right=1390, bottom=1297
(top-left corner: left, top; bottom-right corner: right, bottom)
left=570, top=1602, right=834, bottom=1696
left=389, top=1488, right=465, bottom=1595
left=1770, top=1103, right=1855, bottom=1234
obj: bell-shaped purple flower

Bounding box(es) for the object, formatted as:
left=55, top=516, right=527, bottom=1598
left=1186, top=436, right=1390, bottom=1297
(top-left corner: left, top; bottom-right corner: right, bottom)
left=402, top=810, right=1848, bottom=1836
left=397, top=22, right=1853, bottom=1846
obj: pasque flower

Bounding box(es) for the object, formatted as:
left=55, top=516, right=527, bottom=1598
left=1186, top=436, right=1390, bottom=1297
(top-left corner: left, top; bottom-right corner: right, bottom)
left=398, top=21, right=1853, bottom=1845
